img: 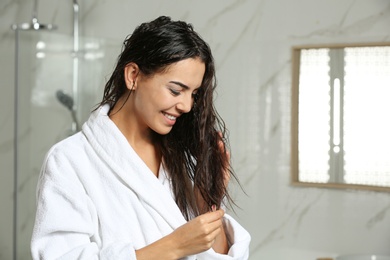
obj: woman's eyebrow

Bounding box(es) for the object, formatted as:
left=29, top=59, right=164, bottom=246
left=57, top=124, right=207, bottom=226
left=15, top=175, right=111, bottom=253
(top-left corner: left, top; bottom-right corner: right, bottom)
left=169, top=81, right=189, bottom=90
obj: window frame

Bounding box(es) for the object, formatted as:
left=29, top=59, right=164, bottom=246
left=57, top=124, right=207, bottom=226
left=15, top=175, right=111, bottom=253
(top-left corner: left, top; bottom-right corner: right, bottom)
left=291, top=42, right=390, bottom=192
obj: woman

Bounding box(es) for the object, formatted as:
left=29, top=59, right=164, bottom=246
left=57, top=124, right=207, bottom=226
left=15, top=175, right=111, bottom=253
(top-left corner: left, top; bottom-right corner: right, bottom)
left=31, top=16, right=250, bottom=259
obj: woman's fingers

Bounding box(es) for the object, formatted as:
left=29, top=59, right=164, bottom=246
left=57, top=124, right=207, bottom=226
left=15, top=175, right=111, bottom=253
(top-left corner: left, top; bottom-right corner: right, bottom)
left=203, top=209, right=224, bottom=226
left=194, top=210, right=225, bottom=242
left=136, top=210, right=225, bottom=260
left=170, top=209, right=225, bottom=257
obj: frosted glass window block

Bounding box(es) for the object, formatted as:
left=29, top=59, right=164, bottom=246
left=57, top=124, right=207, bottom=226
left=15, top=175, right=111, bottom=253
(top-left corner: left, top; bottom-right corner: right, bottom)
left=343, top=47, right=390, bottom=186
left=298, top=49, right=331, bottom=183
left=296, top=45, right=390, bottom=188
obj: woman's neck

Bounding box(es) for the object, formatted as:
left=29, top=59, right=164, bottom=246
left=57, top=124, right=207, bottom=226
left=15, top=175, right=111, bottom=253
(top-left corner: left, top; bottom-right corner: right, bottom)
left=109, top=98, right=162, bottom=177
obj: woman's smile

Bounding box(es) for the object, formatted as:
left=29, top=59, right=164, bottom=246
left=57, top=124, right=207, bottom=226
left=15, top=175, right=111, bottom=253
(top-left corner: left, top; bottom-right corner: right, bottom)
left=163, top=111, right=178, bottom=125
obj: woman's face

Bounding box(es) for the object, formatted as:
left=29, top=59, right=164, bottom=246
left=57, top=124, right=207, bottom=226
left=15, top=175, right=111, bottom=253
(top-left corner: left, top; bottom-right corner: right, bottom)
left=132, top=58, right=205, bottom=135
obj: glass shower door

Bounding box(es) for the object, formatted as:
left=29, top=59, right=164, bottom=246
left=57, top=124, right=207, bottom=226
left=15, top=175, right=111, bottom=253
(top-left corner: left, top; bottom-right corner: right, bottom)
left=15, top=30, right=74, bottom=260
left=14, top=27, right=120, bottom=259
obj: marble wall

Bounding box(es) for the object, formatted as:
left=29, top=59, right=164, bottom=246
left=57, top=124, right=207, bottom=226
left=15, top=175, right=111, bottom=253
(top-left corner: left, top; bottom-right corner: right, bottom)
left=1, top=0, right=389, bottom=259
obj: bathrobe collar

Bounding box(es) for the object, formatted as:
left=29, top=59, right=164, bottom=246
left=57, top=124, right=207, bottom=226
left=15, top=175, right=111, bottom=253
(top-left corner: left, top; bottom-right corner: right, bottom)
left=82, top=104, right=187, bottom=230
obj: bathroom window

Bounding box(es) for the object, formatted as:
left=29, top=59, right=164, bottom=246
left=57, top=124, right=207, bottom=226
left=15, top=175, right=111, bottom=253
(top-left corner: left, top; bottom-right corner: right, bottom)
left=291, top=43, right=390, bottom=191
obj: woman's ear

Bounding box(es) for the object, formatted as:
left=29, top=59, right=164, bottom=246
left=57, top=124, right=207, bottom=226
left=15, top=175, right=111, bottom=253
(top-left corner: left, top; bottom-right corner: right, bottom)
left=124, top=63, right=139, bottom=90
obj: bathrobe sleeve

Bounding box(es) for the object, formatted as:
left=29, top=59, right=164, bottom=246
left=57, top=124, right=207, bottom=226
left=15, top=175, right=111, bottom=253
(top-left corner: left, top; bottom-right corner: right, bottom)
left=30, top=145, right=136, bottom=260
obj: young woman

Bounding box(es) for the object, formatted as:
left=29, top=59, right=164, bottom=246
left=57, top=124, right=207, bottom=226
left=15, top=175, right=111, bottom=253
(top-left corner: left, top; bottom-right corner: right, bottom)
left=31, top=16, right=250, bottom=259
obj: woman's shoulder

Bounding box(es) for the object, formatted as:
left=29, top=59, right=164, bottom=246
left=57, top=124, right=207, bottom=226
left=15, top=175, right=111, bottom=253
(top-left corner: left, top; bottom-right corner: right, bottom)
left=38, top=132, right=94, bottom=187
left=43, top=132, right=89, bottom=167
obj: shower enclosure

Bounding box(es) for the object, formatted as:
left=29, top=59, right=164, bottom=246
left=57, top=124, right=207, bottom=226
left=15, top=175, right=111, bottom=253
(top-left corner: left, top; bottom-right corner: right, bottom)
left=9, top=1, right=119, bottom=259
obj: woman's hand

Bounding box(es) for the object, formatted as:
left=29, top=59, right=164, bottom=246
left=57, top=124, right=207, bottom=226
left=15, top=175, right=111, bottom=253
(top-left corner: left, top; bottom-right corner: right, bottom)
left=171, top=209, right=225, bottom=257
left=135, top=209, right=225, bottom=260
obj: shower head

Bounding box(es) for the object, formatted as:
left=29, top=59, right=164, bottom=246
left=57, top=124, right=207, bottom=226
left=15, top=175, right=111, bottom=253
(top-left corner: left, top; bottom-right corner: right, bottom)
left=11, top=0, right=57, bottom=31
left=56, top=90, right=80, bottom=132
left=56, top=90, right=74, bottom=111
left=15, top=19, right=57, bottom=31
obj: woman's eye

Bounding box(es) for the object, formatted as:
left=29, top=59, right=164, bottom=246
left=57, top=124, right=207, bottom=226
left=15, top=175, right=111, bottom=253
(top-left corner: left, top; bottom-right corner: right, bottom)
left=169, top=89, right=180, bottom=96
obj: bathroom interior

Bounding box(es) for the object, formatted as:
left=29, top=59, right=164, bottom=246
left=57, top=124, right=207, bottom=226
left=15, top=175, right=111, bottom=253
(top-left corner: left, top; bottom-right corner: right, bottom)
left=1, top=0, right=389, bottom=259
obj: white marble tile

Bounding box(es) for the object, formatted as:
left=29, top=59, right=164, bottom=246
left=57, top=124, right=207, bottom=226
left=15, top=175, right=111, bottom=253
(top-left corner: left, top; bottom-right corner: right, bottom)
left=1, top=0, right=390, bottom=259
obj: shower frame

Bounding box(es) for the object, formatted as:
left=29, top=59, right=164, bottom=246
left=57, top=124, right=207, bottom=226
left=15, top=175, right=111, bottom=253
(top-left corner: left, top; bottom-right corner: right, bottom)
left=11, top=1, right=80, bottom=259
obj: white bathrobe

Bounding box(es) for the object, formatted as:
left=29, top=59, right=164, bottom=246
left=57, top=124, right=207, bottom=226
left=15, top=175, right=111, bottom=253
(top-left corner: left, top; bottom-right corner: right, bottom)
left=31, top=105, right=251, bottom=260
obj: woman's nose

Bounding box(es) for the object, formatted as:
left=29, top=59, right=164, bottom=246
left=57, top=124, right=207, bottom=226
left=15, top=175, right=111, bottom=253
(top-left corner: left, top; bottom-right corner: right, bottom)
left=176, top=94, right=193, bottom=113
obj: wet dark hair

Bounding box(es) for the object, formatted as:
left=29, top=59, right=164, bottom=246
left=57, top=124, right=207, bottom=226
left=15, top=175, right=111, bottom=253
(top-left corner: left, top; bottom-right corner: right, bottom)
left=99, top=16, right=239, bottom=220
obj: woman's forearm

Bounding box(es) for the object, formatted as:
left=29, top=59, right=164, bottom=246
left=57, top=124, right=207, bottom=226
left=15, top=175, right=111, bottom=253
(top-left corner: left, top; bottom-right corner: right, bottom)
left=212, top=221, right=229, bottom=254
left=135, top=235, right=180, bottom=260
